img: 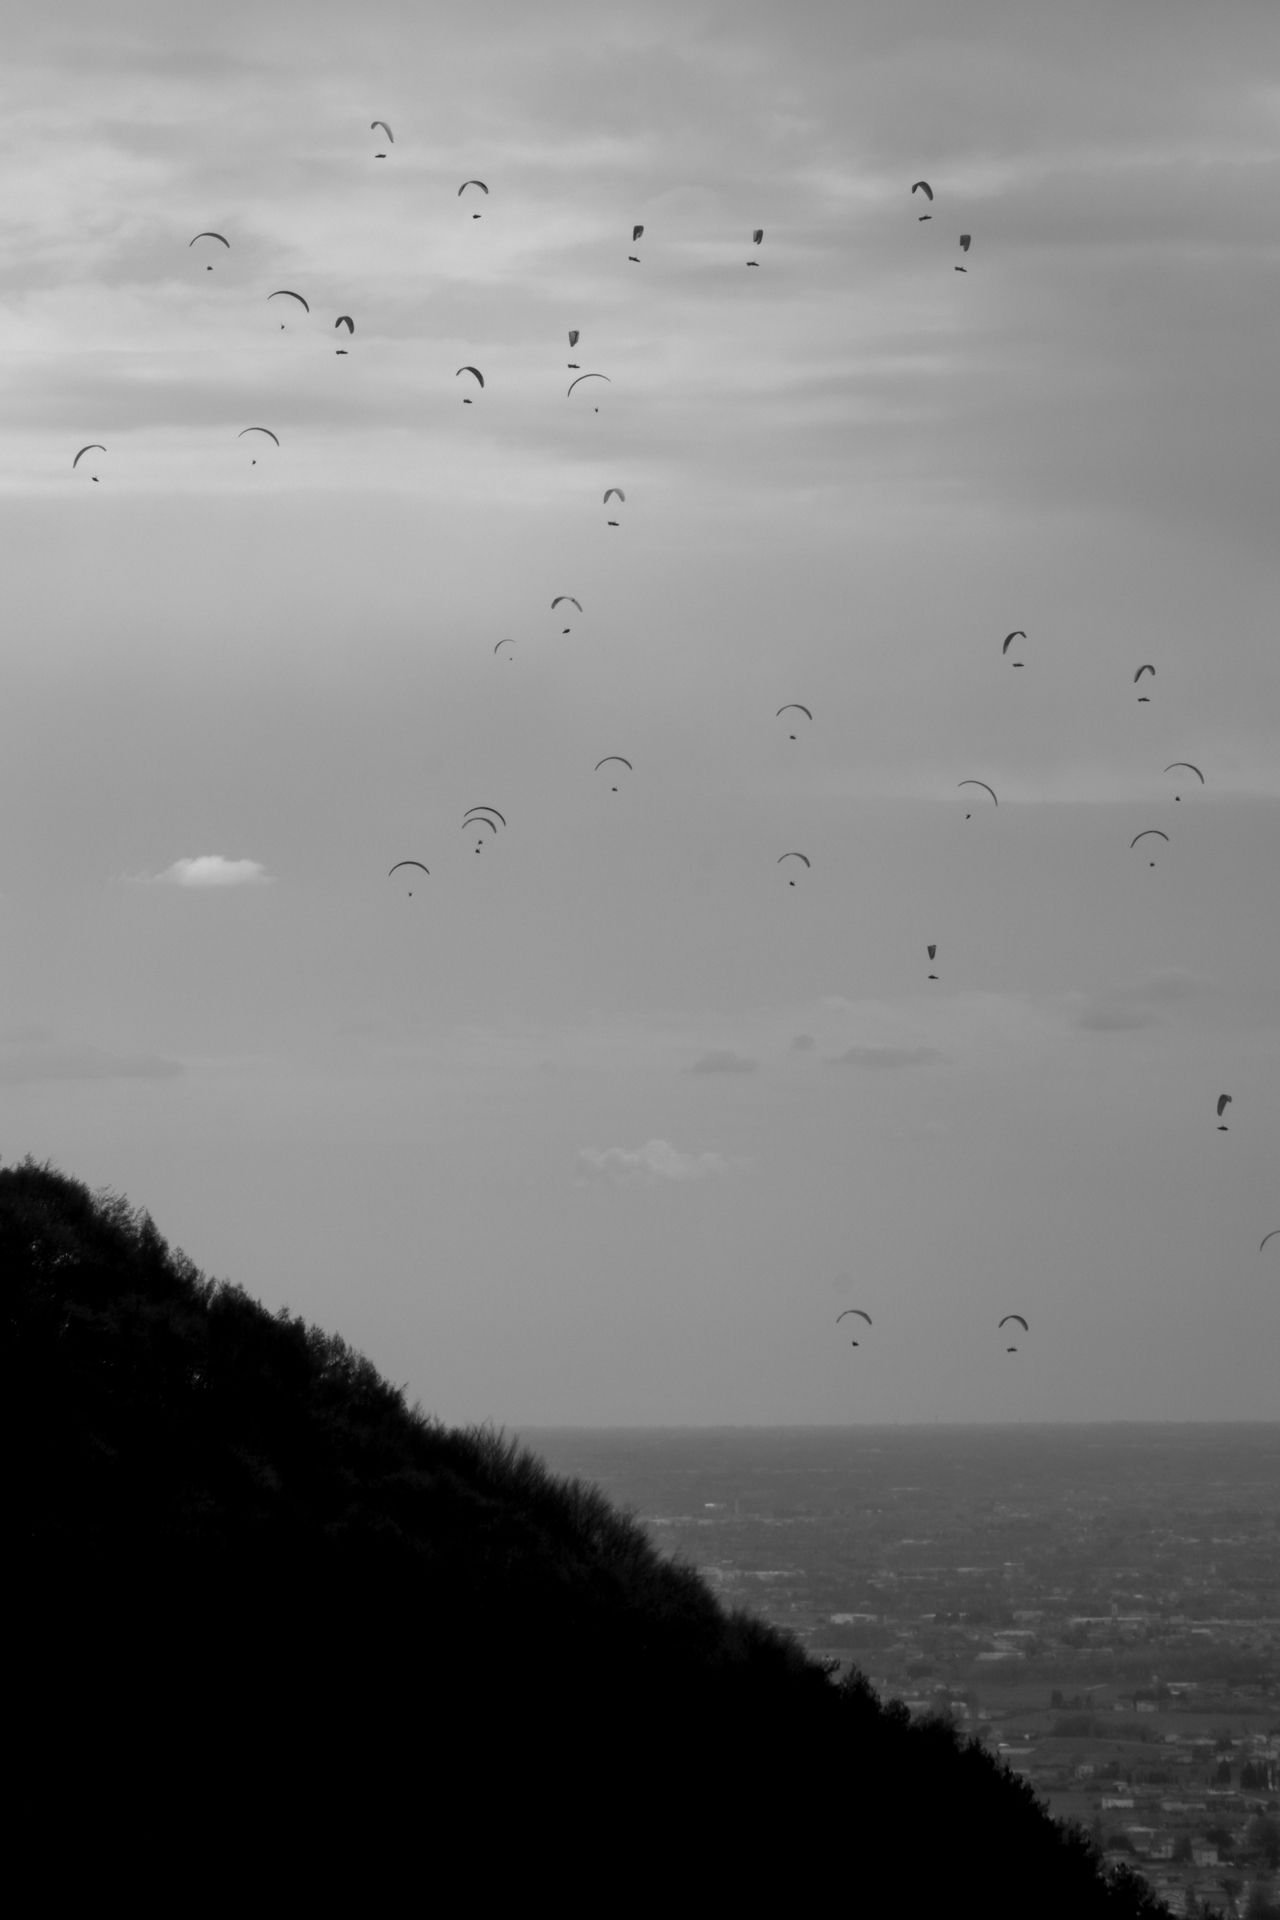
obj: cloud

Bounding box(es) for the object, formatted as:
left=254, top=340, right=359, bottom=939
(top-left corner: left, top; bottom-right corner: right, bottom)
left=686, top=1049, right=756, bottom=1074
left=575, top=1138, right=728, bottom=1185
left=828, top=1044, right=944, bottom=1069
left=140, top=855, right=273, bottom=888
left=1069, top=968, right=1205, bottom=1032
left=0, top=1028, right=182, bottom=1086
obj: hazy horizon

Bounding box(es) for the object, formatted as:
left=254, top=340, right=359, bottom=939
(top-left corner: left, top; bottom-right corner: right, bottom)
left=2, top=0, right=1276, bottom=1424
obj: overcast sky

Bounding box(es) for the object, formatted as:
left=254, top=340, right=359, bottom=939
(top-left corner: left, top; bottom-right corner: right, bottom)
left=1, top=0, right=1276, bottom=1424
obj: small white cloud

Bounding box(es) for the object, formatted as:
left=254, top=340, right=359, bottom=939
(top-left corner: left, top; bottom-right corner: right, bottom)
left=687, top=1049, right=757, bottom=1074
left=575, top=1138, right=728, bottom=1185
left=143, top=856, right=273, bottom=888
left=829, top=1044, right=944, bottom=1069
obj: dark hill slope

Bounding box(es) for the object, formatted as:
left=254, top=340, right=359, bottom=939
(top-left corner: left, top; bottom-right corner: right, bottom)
left=7, top=1161, right=1174, bottom=1914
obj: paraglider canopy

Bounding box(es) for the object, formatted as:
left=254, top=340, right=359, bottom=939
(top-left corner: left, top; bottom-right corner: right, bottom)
left=335, top=315, right=354, bottom=333
left=959, top=780, right=998, bottom=816
left=189, top=231, right=229, bottom=268
left=493, top=639, right=514, bottom=657
left=1260, top=1230, right=1279, bottom=1252
left=595, top=757, right=632, bottom=790
left=998, top=1315, right=1028, bottom=1332
left=1002, top=632, right=1026, bottom=663
left=1134, top=664, right=1155, bottom=682
left=1216, top=1094, right=1232, bottom=1117
left=238, top=426, right=279, bottom=445
left=632, top=224, right=644, bottom=242
left=72, top=444, right=106, bottom=472
left=911, top=181, right=933, bottom=200
left=752, top=227, right=764, bottom=245
left=836, top=1310, right=872, bottom=1325
left=567, top=373, right=611, bottom=399
left=551, top=596, right=582, bottom=611
left=1164, top=762, right=1203, bottom=800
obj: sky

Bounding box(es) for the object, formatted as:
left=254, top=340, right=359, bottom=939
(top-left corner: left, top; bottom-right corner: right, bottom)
left=1, top=0, right=1277, bottom=1424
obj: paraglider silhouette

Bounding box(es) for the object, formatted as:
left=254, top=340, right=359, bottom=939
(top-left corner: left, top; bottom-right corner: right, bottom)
left=1216, top=1094, right=1232, bottom=1132
left=371, top=121, right=393, bottom=158
left=959, top=781, right=998, bottom=818
left=1002, top=631, right=1027, bottom=666
left=927, top=943, right=938, bottom=980
left=594, top=757, right=632, bottom=792
left=1131, top=829, right=1168, bottom=867
left=776, top=704, right=812, bottom=740
left=1134, top=664, right=1155, bottom=702
left=73, top=444, right=106, bottom=481
left=389, top=860, right=427, bottom=894
left=837, top=1309, right=872, bottom=1346
left=778, top=852, right=810, bottom=887
left=1164, top=763, right=1204, bottom=802
left=189, top=231, right=229, bottom=270
left=912, top=181, right=933, bottom=219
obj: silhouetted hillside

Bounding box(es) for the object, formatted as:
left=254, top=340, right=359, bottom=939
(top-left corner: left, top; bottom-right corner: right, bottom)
left=8, top=1159, right=1181, bottom=1912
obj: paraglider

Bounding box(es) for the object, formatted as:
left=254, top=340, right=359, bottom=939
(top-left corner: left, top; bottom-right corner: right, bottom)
left=595, top=756, right=632, bottom=791
left=458, top=180, right=488, bottom=216
left=1134, top=664, right=1155, bottom=702
left=927, top=943, right=938, bottom=980
left=237, top=426, right=279, bottom=465
left=958, top=781, right=998, bottom=817
left=603, top=487, right=625, bottom=525
left=956, top=234, right=971, bottom=270
left=1130, top=829, right=1168, bottom=866
left=72, top=444, right=106, bottom=480
left=189, top=231, right=229, bottom=269
left=457, top=365, right=484, bottom=403
left=567, top=328, right=580, bottom=366
left=998, top=1314, right=1027, bottom=1351
left=747, top=227, right=764, bottom=263
left=268, top=290, right=309, bottom=328
left=837, top=1309, right=872, bottom=1346
left=1164, top=763, right=1204, bottom=802
left=911, top=181, right=933, bottom=219
left=463, top=806, right=505, bottom=853
left=1260, top=1230, right=1279, bottom=1252
left=371, top=121, right=393, bottom=157
left=334, top=315, right=354, bottom=356
left=494, top=639, right=515, bottom=659
left=776, top=704, right=812, bottom=740
left=629, top=224, right=643, bottom=261
left=389, top=860, right=428, bottom=893
left=567, top=373, right=611, bottom=408
left=1002, top=631, right=1027, bottom=665
left=778, top=852, right=810, bottom=886
left=552, top=595, right=582, bottom=632
left=1216, top=1094, right=1232, bottom=1131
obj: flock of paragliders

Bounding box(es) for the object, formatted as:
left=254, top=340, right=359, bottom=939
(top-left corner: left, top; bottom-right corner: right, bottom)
left=70, top=128, right=1275, bottom=1340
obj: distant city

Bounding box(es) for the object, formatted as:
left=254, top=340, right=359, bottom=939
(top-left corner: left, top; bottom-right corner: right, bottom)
left=526, top=1425, right=1280, bottom=1919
